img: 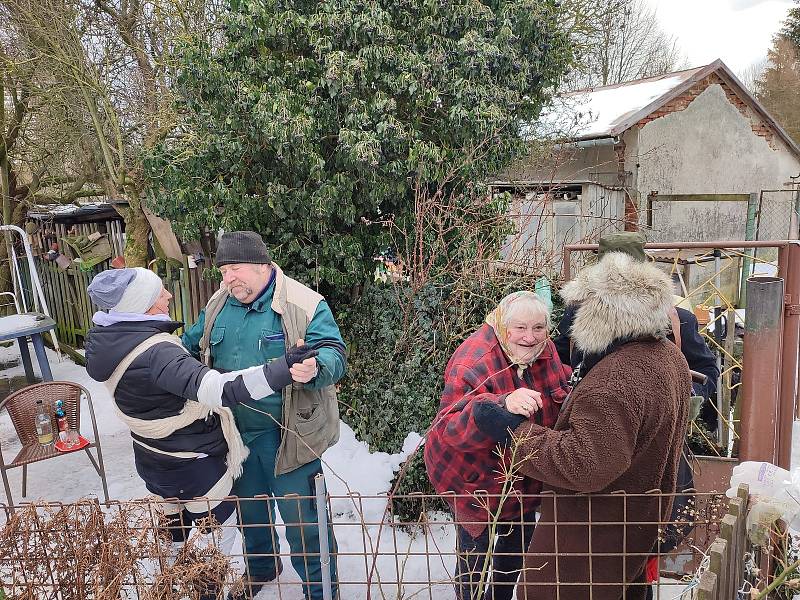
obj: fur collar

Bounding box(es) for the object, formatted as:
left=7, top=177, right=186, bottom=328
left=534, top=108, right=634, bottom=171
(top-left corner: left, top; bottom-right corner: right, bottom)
left=560, top=252, right=673, bottom=355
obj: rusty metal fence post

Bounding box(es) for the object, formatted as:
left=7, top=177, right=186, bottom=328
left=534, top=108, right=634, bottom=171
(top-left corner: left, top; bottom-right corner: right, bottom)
left=739, top=276, right=784, bottom=463
left=778, top=242, right=800, bottom=466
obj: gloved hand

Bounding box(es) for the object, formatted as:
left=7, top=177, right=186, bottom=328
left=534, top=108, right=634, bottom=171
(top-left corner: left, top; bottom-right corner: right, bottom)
left=473, top=400, right=526, bottom=444
left=286, top=343, right=319, bottom=366
left=264, top=343, right=320, bottom=391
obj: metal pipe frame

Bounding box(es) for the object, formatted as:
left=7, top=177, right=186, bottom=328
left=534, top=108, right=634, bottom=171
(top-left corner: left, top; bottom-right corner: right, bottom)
left=739, top=276, right=784, bottom=463
left=778, top=243, right=800, bottom=467
left=0, top=225, right=60, bottom=354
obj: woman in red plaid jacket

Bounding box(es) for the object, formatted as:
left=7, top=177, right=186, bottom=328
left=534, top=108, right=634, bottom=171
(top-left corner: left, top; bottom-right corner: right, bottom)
left=424, top=291, right=571, bottom=600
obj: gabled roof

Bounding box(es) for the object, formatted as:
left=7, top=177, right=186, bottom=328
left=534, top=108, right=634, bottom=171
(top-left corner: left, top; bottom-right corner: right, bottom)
left=542, top=59, right=800, bottom=157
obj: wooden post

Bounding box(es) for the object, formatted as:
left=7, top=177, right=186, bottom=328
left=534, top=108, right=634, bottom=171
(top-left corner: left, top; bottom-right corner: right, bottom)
left=696, top=570, right=717, bottom=600
left=708, top=539, right=728, bottom=600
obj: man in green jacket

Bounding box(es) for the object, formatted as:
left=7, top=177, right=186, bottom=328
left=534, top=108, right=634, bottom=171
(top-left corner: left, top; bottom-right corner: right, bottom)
left=183, top=231, right=346, bottom=600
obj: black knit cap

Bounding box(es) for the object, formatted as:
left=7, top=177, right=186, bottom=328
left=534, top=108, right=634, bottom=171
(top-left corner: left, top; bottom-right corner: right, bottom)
left=215, top=231, right=272, bottom=266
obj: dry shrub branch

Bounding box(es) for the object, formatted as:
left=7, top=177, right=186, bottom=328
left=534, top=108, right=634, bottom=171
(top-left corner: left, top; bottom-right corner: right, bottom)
left=0, top=499, right=240, bottom=599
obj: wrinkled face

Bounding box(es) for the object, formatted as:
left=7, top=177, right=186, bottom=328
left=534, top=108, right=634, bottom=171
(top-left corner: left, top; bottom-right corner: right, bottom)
left=220, top=263, right=272, bottom=303
left=146, top=287, right=173, bottom=316
left=505, top=311, right=548, bottom=361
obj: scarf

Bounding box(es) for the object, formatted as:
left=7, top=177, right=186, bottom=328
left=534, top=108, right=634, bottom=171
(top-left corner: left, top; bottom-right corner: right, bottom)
left=92, top=311, right=173, bottom=326
left=103, top=333, right=249, bottom=483
left=485, top=291, right=548, bottom=377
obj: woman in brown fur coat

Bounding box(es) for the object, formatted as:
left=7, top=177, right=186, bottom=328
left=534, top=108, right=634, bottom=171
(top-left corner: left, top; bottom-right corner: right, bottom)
left=511, top=251, right=690, bottom=600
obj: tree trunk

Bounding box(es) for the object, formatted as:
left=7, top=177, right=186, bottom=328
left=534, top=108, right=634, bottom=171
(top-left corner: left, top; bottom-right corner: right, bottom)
left=0, top=158, right=14, bottom=310
left=119, top=187, right=150, bottom=267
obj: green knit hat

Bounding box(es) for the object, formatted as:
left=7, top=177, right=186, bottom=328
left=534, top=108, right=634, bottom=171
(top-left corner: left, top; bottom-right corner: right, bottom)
left=597, top=231, right=647, bottom=262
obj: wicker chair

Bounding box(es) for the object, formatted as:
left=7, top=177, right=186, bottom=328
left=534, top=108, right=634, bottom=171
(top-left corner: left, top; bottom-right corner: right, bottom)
left=0, top=381, right=109, bottom=507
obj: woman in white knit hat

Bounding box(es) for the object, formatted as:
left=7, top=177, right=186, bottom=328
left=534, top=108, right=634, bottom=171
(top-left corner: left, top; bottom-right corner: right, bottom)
left=85, top=267, right=317, bottom=599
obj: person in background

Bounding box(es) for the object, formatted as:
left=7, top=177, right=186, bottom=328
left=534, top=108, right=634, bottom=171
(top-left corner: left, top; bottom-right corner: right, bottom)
left=424, top=291, right=571, bottom=600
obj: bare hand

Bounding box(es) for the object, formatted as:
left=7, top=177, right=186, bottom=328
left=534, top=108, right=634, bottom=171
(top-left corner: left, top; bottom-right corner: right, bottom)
left=505, top=388, right=543, bottom=418
left=290, top=338, right=318, bottom=383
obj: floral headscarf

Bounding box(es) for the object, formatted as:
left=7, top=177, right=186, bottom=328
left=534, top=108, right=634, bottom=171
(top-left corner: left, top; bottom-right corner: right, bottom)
left=485, top=291, right=549, bottom=377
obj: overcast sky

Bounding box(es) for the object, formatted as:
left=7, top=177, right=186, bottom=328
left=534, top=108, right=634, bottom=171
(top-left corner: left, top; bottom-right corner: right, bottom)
left=644, top=0, right=795, bottom=75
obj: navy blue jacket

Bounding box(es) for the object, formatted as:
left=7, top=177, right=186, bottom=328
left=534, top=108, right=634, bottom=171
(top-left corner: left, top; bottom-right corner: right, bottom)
left=85, top=319, right=256, bottom=499
left=554, top=305, right=719, bottom=399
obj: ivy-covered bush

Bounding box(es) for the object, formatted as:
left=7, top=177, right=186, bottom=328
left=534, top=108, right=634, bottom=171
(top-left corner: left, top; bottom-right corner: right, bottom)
left=143, top=0, right=572, bottom=305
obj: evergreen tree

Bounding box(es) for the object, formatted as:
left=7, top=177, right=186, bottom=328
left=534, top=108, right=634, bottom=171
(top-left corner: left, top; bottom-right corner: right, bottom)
left=756, top=4, right=800, bottom=144
left=144, top=0, right=572, bottom=298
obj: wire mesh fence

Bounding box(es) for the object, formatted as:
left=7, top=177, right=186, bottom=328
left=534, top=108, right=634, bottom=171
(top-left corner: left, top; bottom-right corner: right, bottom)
left=755, top=189, right=800, bottom=243
left=0, top=487, right=739, bottom=600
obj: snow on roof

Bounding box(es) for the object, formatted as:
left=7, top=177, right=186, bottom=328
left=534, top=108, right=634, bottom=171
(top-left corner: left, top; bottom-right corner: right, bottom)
left=536, top=67, right=705, bottom=141
left=27, top=202, right=122, bottom=222
left=29, top=202, right=105, bottom=215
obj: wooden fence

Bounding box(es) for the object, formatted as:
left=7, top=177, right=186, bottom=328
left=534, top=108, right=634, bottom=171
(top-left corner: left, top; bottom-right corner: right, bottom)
left=697, top=484, right=749, bottom=599
left=19, top=258, right=218, bottom=349
left=26, top=215, right=126, bottom=260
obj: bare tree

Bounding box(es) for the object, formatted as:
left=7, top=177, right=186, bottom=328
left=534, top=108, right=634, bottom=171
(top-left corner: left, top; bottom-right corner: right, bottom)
left=1, top=0, right=223, bottom=267
left=738, top=58, right=768, bottom=94
left=565, top=0, right=684, bottom=89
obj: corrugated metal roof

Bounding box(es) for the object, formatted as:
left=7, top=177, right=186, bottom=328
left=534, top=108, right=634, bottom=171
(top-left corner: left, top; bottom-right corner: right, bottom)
left=27, top=202, right=122, bottom=222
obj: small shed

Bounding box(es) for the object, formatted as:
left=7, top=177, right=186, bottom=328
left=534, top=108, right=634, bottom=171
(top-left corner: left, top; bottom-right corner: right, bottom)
left=26, top=202, right=126, bottom=262
left=497, top=59, right=800, bottom=275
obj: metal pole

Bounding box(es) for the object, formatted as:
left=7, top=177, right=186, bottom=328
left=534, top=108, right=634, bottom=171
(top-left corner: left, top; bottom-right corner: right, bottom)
left=0, top=226, right=49, bottom=317
left=739, top=193, right=759, bottom=307
left=9, top=243, right=28, bottom=313
left=562, top=245, right=572, bottom=281
left=564, top=240, right=791, bottom=252
left=0, top=226, right=60, bottom=353
left=4, top=232, right=23, bottom=313
left=778, top=243, right=800, bottom=467
left=740, top=276, right=784, bottom=463
left=314, top=473, right=334, bottom=600
left=714, top=249, right=724, bottom=445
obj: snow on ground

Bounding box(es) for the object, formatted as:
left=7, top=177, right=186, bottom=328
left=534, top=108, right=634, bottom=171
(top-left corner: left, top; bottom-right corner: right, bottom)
left=0, top=343, right=710, bottom=599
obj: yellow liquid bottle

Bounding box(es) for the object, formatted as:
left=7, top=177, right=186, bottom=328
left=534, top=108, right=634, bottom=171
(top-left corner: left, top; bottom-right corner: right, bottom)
left=35, top=400, right=54, bottom=446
